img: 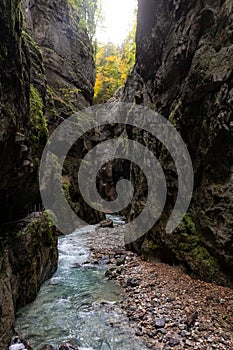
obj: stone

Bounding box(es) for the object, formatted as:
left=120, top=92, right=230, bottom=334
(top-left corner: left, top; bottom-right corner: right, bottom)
left=59, top=343, right=78, bottom=350
left=99, top=256, right=111, bottom=265
left=180, top=330, right=189, bottom=337
left=185, top=339, right=195, bottom=347
left=127, top=278, right=140, bottom=287
left=71, top=263, right=82, bottom=268
left=116, top=257, right=125, bottom=266
left=135, top=329, right=143, bottom=336
left=99, top=219, right=114, bottom=228
left=155, top=318, right=166, bottom=328
left=39, top=345, right=56, bottom=350
left=185, top=311, right=198, bottom=327
left=123, top=0, right=233, bottom=288
left=105, top=269, right=113, bottom=277
left=169, top=338, right=180, bottom=347
left=156, top=328, right=166, bottom=334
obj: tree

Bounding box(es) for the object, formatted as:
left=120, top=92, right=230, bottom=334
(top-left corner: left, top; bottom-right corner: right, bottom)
left=94, top=22, right=136, bottom=104
left=70, top=0, right=102, bottom=41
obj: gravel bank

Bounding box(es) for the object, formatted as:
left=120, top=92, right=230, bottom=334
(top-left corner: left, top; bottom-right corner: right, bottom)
left=90, top=224, right=233, bottom=350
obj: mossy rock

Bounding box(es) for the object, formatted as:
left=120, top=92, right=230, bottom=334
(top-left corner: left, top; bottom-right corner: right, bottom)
left=29, top=85, right=48, bottom=156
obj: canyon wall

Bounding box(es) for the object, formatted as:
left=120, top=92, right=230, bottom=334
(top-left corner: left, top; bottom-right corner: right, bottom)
left=23, top=0, right=103, bottom=224
left=0, top=0, right=98, bottom=347
left=23, top=0, right=95, bottom=126
left=123, top=0, right=233, bottom=287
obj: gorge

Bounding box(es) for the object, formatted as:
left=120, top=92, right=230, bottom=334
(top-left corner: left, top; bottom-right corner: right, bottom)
left=0, top=0, right=232, bottom=349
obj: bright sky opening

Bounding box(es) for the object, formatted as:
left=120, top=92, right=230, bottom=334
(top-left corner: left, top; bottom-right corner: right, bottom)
left=96, top=0, right=137, bottom=45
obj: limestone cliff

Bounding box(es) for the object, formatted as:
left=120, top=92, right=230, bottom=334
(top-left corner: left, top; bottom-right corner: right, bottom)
left=123, top=0, right=233, bottom=287
left=23, top=0, right=95, bottom=126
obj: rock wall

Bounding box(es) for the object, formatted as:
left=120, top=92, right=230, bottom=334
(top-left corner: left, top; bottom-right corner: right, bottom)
left=123, top=0, right=233, bottom=287
left=22, top=0, right=103, bottom=224
left=0, top=1, right=58, bottom=348
left=0, top=0, right=33, bottom=221
left=0, top=214, right=58, bottom=350
left=23, top=0, right=95, bottom=126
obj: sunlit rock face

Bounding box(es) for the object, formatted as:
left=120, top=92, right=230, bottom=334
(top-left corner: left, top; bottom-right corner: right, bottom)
left=123, top=0, right=233, bottom=287
left=23, top=0, right=95, bottom=125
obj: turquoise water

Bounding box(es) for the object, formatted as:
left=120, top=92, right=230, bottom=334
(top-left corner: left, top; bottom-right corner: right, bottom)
left=15, top=221, right=147, bottom=350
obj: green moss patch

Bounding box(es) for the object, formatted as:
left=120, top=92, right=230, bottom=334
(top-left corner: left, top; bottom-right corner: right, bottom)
left=29, top=85, right=48, bottom=155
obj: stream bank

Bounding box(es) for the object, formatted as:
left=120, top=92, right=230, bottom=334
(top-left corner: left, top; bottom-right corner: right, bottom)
left=91, top=227, right=233, bottom=350
left=14, top=217, right=148, bottom=350
left=14, top=218, right=233, bottom=350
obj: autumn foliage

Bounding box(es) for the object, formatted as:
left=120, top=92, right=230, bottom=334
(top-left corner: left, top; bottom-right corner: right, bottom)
left=94, top=24, right=136, bottom=104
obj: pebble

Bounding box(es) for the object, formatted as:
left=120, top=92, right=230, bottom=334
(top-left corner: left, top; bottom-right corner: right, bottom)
left=127, top=277, right=140, bottom=287
left=155, top=318, right=166, bottom=328
left=135, top=329, right=143, bottom=336
left=169, top=337, right=180, bottom=346
left=90, top=225, right=233, bottom=350
left=98, top=255, right=110, bottom=265
left=116, top=257, right=125, bottom=266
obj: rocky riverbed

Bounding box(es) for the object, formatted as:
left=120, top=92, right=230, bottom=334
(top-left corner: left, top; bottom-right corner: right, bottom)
left=90, top=222, right=233, bottom=350
left=14, top=219, right=233, bottom=350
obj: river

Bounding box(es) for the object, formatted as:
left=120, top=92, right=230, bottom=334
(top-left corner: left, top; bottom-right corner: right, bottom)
left=15, top=217, right=147, bottom=350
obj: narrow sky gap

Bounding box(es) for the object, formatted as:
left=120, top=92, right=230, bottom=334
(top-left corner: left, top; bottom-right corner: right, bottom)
left=96, top=0, right=137, bottom=44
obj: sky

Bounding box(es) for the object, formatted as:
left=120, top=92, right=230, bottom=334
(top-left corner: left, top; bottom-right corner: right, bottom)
left=95, top=0, right=137, bottom=45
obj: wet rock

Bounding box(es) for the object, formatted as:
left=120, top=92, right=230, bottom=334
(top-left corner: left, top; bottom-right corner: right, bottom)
left=127, top=278, right=140, bottom=287
left=116, top=257, right=125, bottom=266
left=105, top=269, right=113, bottom=277
left=135, top=328, right=143, bottom=336
left=155, top=318, right=166, bottom=328
left=99, top=219, right=114, bottom=228
left=98, top=256, right=110, bottom=265
left=71, top=263, right=82, bottom=268
left=123, top=0, right=233, bottom=288
left=39, top=345, right=56, bottom=350
left=9, top=337, right=27, bottom=350
left=59, top=343, right=78, bottom=350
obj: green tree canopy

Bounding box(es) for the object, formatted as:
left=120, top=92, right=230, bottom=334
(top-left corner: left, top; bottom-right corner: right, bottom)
left=70, top=0, right=102, bottom=41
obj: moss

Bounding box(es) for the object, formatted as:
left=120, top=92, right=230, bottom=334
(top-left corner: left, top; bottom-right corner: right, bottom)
left=176, top=213, right=218, bottom=278
left=23, top=31, right=45, bottom=83
left=144, top=239, right=159, bottom=250
left=178, top=213, right=196, bottom=234
left=169, top=100, right=182, bottom=128
left=29, top=85, right=48, bottom=156
left=16, top=212, right=57, bottom=246
left=49, top=88, right=76, bottom=116
left=62, top=176, right=73, bottom=207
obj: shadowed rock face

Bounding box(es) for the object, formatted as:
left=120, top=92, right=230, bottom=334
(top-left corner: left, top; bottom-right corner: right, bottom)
left=0, top=0, right=35, bottom=221
left=0, top=215, right=58, bottom=350
left=22, top=0, right=103, bottom=224
left=0, top=0, right=98, bottom=347
left=123, top=0, right=233, bottom=287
